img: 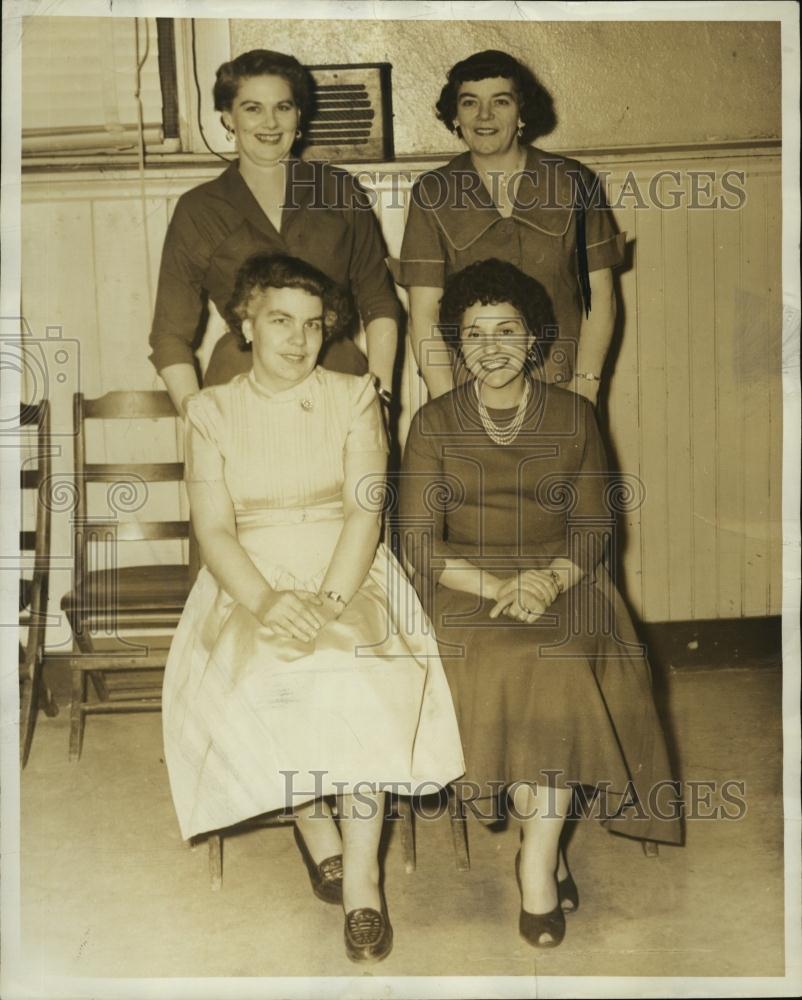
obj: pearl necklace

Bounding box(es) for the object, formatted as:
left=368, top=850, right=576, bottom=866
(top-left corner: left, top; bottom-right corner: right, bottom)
left=473, top=378, right=531, bottom=445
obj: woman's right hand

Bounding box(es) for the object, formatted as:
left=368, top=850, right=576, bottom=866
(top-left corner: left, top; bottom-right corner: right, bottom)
left=256, top=589, right=324, bottom=642
left=489, top=577, right=548, bottom=623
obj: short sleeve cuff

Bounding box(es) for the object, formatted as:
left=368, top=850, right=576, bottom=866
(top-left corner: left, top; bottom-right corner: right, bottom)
left=587, top=231, right=626, bottom=272
left=387, top=257, right=446, bottom=289
left=149, top=335, right=196, bottom=373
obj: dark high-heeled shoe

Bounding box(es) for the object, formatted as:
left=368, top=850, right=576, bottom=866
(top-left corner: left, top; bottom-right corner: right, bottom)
left=344, top=896, right=393, bottom=964
left=558, top=871, right=580, bottom=913
left=515, top=851, right=566, bottom=949
left=293, top=825, right=343, bottom=905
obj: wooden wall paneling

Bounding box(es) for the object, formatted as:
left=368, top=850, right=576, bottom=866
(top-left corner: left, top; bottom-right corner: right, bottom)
left=91, top=196, right=184, bottom=568
left=765, top=168, right=783, bottom=616
left=631, top=188, right=671, bottom=622
left=686, top=192, right=720, bottom=620
left=739, top=171, right=773, bottom=616
left=21, top=198, right=103, bottom=648
left=660, top=170, right=695, bottom=620
left=604, top=178, right=645, bottom=618
left=713, top=201, right=746, bottom=618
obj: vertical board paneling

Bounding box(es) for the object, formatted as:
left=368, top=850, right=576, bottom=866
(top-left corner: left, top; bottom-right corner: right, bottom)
left=631, top=191, right=671, bottom=621
left=661, top=173, right=694, bottom=620
left=713, top=205, right=746, bottom=617
left=765, top=170, right=783, bottom=616
left=686, top=200, right=719, bottom=619
left=603, top=188, right=644, bottom=613
left=739, top=173, right=772, bottom=616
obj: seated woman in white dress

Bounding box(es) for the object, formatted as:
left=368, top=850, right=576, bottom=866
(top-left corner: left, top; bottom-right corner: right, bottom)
left=162, top=253, right=463, bottom=965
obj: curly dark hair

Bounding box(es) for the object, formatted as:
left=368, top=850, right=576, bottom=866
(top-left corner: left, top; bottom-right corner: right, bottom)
left=435, top=49, right=556, bottom=145
left=213, top=49, right=316, bottom=123
left=226, top=254, right=355, bottom=349
left=438, top=259, right=557, bottom=355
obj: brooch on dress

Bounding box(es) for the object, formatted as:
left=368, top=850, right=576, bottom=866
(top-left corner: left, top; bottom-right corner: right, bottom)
left=301, top=398, right=313, bottom=411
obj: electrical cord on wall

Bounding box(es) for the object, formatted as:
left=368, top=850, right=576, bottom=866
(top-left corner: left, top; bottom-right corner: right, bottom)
left=134, top=16, right=155, bottom=316
left=191, top=19, right=233, bottom=163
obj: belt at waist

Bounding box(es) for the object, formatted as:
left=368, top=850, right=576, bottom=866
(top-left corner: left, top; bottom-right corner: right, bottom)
left=236, top=503, right=344, bottom=528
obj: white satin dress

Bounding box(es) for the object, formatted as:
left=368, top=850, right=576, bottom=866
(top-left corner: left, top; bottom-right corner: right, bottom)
left=162, top=368, right=464, bottom=840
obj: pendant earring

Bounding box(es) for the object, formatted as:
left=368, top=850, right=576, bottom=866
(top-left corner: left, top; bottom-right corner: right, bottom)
left=295, top=128, right=303, bottom=140
left=454, top=122, right=463, bottom=140
left=517, top=120, right=525, bottom=139
left=225, top=128, right=234, bottom=143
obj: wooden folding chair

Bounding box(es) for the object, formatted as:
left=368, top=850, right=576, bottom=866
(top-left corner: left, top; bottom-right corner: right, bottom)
left=19, top=401, right=58, bottom=767
left=201, top=791, right=469, bottom=890
left=59, top=391, right=190, bottom=760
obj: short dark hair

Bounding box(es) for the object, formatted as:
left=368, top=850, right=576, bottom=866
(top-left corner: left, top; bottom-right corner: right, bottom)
left=226, top=254, right=355, bottom=348
left=438, top=258, right=556, bottom=354
left=435, top=49, right=556, bottom=144
left=213, top=49, right=315, bottom=122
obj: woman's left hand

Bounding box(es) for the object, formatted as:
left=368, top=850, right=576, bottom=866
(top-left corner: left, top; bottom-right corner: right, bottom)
left=490, top=579, right=547, bottom=622
left=517, top=569, right=562, bottom=606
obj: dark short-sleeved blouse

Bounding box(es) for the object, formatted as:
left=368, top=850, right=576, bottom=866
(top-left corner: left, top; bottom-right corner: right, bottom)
left=148, top=159, right=400, bottom=386
left=391, top=147, right=626, bottom=384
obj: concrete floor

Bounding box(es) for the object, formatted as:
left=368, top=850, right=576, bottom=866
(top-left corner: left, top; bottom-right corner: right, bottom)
left=14, top=664, right=785, bottom=982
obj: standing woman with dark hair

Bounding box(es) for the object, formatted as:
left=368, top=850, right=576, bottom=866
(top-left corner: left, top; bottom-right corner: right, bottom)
left=149, top=49, right=398, bottom=414
left=163, top=253, right=463, bottom=964
left=392, top=49, right=624, bottom=403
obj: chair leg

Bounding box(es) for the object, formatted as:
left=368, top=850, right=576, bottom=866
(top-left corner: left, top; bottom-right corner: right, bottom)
left=19, top=673, right=35, bottom=769
left=395, top=796, right=416, bottom=874
left=208, top=834, right=223, bottom=891
left=40, top=680, right=59, bottom=717
left=642, top=840, right=659, bottom=858
left=69, top=615, right=110, bottom=702
left=69, top=668, right=87, bottom=762
left=449, top=792, right=470, bottom=872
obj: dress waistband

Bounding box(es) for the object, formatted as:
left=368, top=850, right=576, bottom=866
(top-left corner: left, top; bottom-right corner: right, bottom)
left=235, top=502, right=344, bottom=528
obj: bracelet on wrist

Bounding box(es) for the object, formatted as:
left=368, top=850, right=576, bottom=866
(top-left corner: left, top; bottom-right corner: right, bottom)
left=321, top=589, right=347, bottom=615
left=574, top=371, right=601, bottom=382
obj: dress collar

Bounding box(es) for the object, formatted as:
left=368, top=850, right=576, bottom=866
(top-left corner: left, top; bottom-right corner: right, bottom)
left=220, top=159, right=320, bottom=239
left=245, top=366, right=322, bottom=403
left=420, top=147, right=575, bottom=251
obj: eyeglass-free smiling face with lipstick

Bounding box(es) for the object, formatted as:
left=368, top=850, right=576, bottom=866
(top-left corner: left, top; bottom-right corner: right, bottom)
left=222, top=74, right=300, bottom=169
left=459, top=301, right=534, bottom=408
left=455, top=76, right=522, bottom=160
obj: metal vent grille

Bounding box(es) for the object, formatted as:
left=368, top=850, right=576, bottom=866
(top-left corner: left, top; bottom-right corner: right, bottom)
left=304, top=63, right=393, bottom=162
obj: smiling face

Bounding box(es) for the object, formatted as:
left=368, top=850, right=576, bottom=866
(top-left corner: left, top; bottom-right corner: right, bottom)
left=459, top=301, right=532, bottom=398
left=223, top=74, right=300, bottom=168
left=455, top=76, right=521, bottom=158
left=244, top=286, right=324, bottom=392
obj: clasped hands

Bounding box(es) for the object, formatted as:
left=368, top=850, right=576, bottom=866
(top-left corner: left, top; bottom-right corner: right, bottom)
left=489, top=569, right=563, bottom=624
left=256, top=589, right=342, bottom=642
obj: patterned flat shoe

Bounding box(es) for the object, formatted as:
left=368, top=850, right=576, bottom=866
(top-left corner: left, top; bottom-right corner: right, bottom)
left=293, top=825, right=343, bottom=905
left=344, top=904, right=393, bottom=963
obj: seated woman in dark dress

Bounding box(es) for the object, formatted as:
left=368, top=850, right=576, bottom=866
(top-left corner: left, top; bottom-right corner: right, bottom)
left=398, top=259, right=681, bottom=950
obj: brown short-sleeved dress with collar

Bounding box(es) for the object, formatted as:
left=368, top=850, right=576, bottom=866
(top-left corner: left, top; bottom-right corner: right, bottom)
left=390, top=147, right=626, bottom=385
left=149, top=159, right=401, bottom=387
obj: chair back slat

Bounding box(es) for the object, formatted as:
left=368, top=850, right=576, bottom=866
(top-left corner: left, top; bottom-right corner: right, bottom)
left=82, top=391, right=178, bottom=420
left=112, top=521, right=190, bottom=542
left=20, top=530, right=37, bottom=552
left=83, top=462, right=184, bottom=483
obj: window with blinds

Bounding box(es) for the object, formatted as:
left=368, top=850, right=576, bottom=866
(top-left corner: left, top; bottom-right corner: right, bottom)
left=21, top=16, right=178, bottom=156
